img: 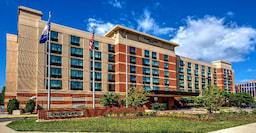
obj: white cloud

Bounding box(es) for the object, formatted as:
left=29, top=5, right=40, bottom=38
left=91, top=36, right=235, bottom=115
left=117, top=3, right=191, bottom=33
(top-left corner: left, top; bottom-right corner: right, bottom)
left=237, top=79, right=252, bottom=83
left=226, top=11, right=235, bottom=17
left=87, top=18, right=115, bottom=35
left=136, top=9, right=175, bottom=35
left=171, top=16, right=256, bottom=63
left=108, top=0, right=123, bottom=8
left=247, top=68, right=256, bottom=72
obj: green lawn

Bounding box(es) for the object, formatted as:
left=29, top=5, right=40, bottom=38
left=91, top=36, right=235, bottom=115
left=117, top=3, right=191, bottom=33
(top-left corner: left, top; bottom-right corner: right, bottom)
left=7, top=117, right=254, bottom=133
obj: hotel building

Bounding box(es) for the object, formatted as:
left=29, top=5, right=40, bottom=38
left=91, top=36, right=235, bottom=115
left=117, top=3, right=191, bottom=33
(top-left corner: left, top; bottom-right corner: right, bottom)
left=5, top=6, right=235, bottom=111
left=235, top=80, right=256, bottom=98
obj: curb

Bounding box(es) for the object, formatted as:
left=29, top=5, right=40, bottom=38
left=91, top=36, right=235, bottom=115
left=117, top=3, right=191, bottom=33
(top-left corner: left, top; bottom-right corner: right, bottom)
left=0, top=115, right=37, bottom=119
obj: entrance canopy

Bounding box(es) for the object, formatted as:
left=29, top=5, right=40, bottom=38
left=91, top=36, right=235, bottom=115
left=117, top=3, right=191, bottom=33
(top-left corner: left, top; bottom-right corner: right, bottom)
left=149, top=90, right=199, bottom=97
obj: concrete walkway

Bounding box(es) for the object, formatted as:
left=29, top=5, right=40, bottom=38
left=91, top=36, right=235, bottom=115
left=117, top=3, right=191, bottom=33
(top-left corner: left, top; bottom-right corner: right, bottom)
left=209, top=122, right=256, bottom=133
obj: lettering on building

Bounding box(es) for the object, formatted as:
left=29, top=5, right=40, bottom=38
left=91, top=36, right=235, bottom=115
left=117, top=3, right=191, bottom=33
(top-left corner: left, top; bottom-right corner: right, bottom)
left=47, top=111, right=84, bottom=118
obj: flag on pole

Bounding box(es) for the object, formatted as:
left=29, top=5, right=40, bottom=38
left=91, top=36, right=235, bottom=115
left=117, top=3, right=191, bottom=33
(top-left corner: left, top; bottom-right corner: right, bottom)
left=89, top=26, right=95, bottom=51
left=39, top=18, right=51, bottom=44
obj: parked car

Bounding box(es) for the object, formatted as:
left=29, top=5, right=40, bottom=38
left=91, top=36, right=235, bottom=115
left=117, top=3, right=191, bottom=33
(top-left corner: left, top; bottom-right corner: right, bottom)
left=240, top=104, right=256, bottom=108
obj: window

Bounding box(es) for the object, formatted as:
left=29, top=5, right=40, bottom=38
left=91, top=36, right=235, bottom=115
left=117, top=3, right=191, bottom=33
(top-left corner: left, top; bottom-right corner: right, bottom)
left=188, top=82, right=192, bottom=88
left=71, top=47, right=83, bottom=57
left=152, top=69, right=159, bottom=76
left=228, top=75, right=231, bottom=80
left=214, top=74, right=217, bottom=79
left=51, top=31, right=58, bottom=41
left=227, top=70, right=230, bottom=74
left=224, top=69, right=226, bottom=74
left=91, top=51, right=101, bottom=60
left=179, top=75, right=184, bottom=80
left=195, top=84, right=199, bottom=89
left=214, top=80, right=217, bottom=85
left=144, top=86, right=150, bottom=91
left=164, top=71, right=169, bottom=77
left=130, top=46, right=135, bottom=54
left=71, top=58, right=83, bottom=68
left=187, top=69, right=191, bottom=74
left=143, top=59, right=150, bottom=66
left=165, top=79, right=169, bottom=85
left=164, top=55, right=168, bottom=61
left=164, top=63, right=169, bottom=69
left=108, top=54, right=115, bottom=62
left=179, top=67, right=184, bottom=73
left=153, top=78, right=159, bottom=85
left=91, top=72, right=102, bottom=81
left=47, top=43, right=62, bottom=54
left=143, top=68, right=150, bottom=75
left=130, top=56, right=136, bottom=64
left=71, top=70, right=83, bottom=79
left=208, top=73, right=211, bottom=78
left=130, top=75, right=136, bottom=83
left=208, top=67, right=211, bottom=72
left=188, top=62, right=191, bottom=68
left=71, top=36, right=80, bottom=46
left=165, top=87, right=169, bottom=91
left=208, top=79, right=212, bottom=84
left=152, top=60, right=159, bottom=67
left=144, top=50, right=149, bottom=57
left=143, top=77, right=150, bottom=84
left=108, top=74, right=115, bottom=82
left=152, top=52, right=157, bottom=59
left=195, top=64, right=198, bottom=69
left=48, top=68, right=62, bottom=78
left=224, top=80, right=227, bottom=85
left=108, top=64, right=115, bottom=72
left=194, top=70, right=198, bottom=76
left=108, top=44, right=115, bottom=52
left=202, top=72, right=205, bottom=77
left=130, top=65, right=136, bottom=73
left=91, top=83, right=102, bottom=91
left=153, top=86, right=159, bottom=90
left=202, top=84, right=206, bottom=89
left=179, top=82, right=184, bottom=88
left=214, top=68, right=216, bottom=73
left=180, top=60, right=184, bottom=66
left=195, top=77, right=199, bottom=82
left=91, top=61, right=101, bottom=71
left=49, top=55, right=62, bottom=66
left=187, top=76, right=192, bottom=81
left=108, top=84, right=115, bottom=91
left=224, top=74, right=227, bottom=79
left=94, top=41, right=99, bottom=50
left=46, top=80, right=62, bottom=89
left=202, top=78, right=205, bottom=83
left=70, top=81, right=83, bottom=90
left=202, top=65, right=205, bottom=71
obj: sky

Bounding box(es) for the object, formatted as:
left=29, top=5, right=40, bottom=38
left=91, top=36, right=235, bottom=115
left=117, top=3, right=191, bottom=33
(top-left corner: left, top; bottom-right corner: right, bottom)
left=0, top=0, right=256, bottom=91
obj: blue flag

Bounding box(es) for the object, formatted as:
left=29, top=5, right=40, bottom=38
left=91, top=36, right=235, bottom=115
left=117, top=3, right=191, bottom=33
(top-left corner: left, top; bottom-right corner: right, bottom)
left=39, top=18, right=51, bottom=44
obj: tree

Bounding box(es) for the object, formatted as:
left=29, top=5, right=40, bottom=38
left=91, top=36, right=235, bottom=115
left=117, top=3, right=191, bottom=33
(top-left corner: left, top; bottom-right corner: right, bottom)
left=225, top=92, right=255, bottom=106
left=100, top=92, right=119, bottom=108
left=202, top=85, right=225, bottom=113
left=126, top=87, right=149, bottom=114
left=25, top=99, right=36, bottom=113
left=0, top=86, right=5, bottom=105
left=7, top=99, right=19, bottom=114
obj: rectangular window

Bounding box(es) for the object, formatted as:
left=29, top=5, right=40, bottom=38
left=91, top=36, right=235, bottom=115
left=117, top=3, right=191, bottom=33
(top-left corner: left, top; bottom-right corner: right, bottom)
left=71, top=36, right=80, bottom=46
left=94, top=41, right=99, bottom=50
left=202, top=84, right=206, bottom=89
left=51, top=31, right=58, bottom=41
left=71, top=58, right=83, bottom=68
left=130, top=46, right=136, bottom=54
left=71, top=47, right=83, bottom=57
left=194, top=70, right=198, bottom=76
left=164, top=71, right=169, bottom=77
left=202, top=78, right=205, bottom=83
left=179, top=75, right=184, bottom=80
left=47, top=43, right=62, bottom=54
left=208, top=73, right=211, bottom=78
left=46, top=80, right=62, bottom=89
left=153, top=78, right=159, bottom=85
left=130, top=75, right=136, bottom=83
left=71, top=81, right=83, bottom=90
left=214, top=68, right=216, bottom=73
left=208, top=67, right=211, bottom=72
left=224, top=69, right=226, bottom=74
left=208, top=79, right=212, bottom=84
left=188, top=82, right=192, bottom=88
left=188, top=62, right=191, bottom=68
left=143, top=68, right=150, bottom=75
left=108, top=84, right=115, bottom=91
left=214, top=74, right=217, bottom=79
left=179, top=82, right=184, bottom=88
left=144, top=50, right=149, bottom=57
left=224, top=80, right=227, bottom=85
left=71, top=70, right=83, bottom=80
left=49, top=55, right=62, bottom=66
left=165, top=87, right=169, bottom=91
left=152, top=69, right=159, bottom=76
left=130, top=56, right=136, bottom=64
left=164, top=55, right=168, bottom=61
left=143, top=59, right=150, bottom=66
left=202, top=65, right=205, bottom=71
left=228, top=75, right=231, bottom=80
left=164, top=63, right=169, bottom=69
left=187, top=69, right=191, bottom=74
left=108, top=74, right=115, bottom=82
left=108, top=44, right=115, bottom=53
left=224, top=74, right=227, bottom=79
left=153, top=86, right=159, bottom=90
left=187, top=76, right=192, bottom=81
left=91, top=72, right=102, bottom=81
left=195, top=77, right=199, bottom=82
left=152, top=52, right=157, bottom=59
left=108, top=64, right=115, bottom=72
left=91, top=51, right=101, bottom=60
left=179, top=67, right=184, bottom=73
left=195, top=64, right=198, bottom=69
left=214, top=80, right=217, bottom=85
left=143, top=86, right=150, bottom=91
left=165, top=79, right=169, bottom=85
left=152, top=60, right=159, bottom=67
left=130, top=65, right=136, bottom=73
left=91, top=61, right=101, bottom=71
left=143, top=77, right=150, bottom=84
left=108, top=54, right=115, bottom=62
left=49, top=68, right=62, bottom=78
left=202, top=72, right=205, bottom=77
left=180, top=60, right=184, bottom=66
left=91, top=83, right=102, bottom=91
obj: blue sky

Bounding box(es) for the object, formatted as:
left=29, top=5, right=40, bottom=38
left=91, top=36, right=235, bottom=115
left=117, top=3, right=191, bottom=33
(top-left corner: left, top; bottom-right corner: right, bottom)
left=0, top=0, right=256, bottom=91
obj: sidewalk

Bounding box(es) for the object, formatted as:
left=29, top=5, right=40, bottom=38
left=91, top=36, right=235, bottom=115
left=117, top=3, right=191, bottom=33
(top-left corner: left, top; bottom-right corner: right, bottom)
left=209, top=122, right=256, bottom=133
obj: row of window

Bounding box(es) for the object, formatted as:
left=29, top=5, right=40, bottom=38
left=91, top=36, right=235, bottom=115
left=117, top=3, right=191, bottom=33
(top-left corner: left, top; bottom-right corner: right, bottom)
left=179, top=82, right=206, bottom=89
left=179, top=68, right=216, bottom=78
left=179, top=61, right=216, bottom=73
left=129, top=47, right=169, bottom=61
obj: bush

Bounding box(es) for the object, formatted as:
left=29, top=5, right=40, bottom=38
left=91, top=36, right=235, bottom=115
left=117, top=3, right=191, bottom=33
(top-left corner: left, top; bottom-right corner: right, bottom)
left=7, top=99, right=19, bottom=114
left=252, top=109, right=256, bottom=115
left=239, top=110, right=249, bottom=115
left=151, top=103, right=166, bottom=111
left=122, top=111, right=127, bottom=116
left=136, top=112, right=143, bottom=116
left=25, top=100, right=36, bottom=113
left=220, top=111, right=227, bottom=115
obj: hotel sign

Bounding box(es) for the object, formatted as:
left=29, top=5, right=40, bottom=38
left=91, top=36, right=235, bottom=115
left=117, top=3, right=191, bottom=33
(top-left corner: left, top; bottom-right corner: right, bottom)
left=47, top=111, right=84, bottom=118
left=139, top=35, right=159, bottom=45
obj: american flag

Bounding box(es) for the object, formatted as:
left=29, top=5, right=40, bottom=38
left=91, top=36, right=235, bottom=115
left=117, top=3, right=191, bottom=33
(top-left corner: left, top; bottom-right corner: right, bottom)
left=89, top=26, right=95, bottom=51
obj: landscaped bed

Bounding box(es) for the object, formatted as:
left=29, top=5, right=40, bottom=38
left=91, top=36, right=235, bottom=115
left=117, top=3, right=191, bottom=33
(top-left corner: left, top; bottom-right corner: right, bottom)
left=7, top=111, right=256, bottom=133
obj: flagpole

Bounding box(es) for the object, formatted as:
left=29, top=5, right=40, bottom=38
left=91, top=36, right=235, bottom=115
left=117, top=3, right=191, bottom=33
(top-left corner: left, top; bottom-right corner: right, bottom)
left=47, top=12, right=51, bottom=110
left=125, top=35, right=128, bottom=108
left=92, top=25, right=95, bottom=109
